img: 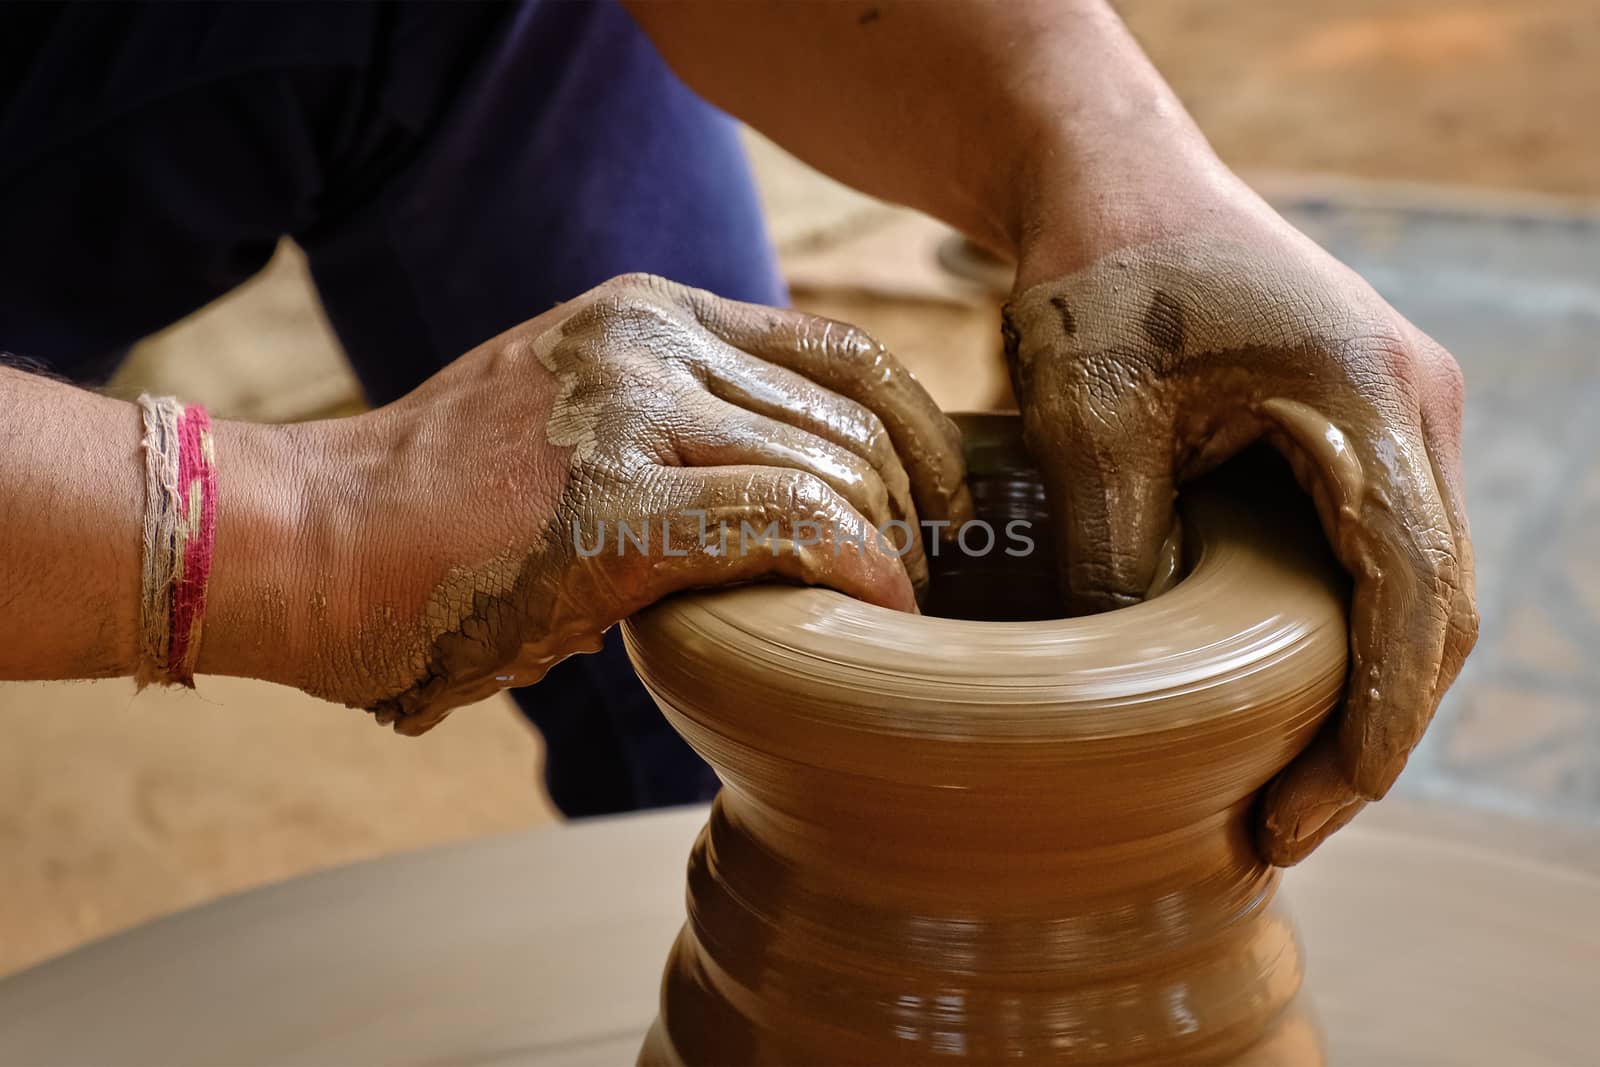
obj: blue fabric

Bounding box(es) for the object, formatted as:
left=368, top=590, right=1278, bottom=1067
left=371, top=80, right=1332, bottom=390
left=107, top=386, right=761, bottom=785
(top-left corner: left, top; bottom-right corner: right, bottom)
left=0, top=0, right=785, bottom=814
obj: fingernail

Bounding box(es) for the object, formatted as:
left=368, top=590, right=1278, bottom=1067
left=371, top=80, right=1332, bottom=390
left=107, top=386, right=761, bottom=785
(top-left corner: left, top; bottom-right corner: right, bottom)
left=1289, top=800, right=1345, bottom=843
left=1291, top=797, right=1364, bottom=846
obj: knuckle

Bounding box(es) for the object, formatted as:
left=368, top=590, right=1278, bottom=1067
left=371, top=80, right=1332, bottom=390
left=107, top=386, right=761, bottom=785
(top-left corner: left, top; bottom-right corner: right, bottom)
left=861, top=413, right=896, bottom=466
left=1410, top=523, right=1463, bottom=598
left=587, top=279, right=707, bottom=353
left=1429, top=351, right=1467, bottom=412
left=801, top=315, right=882, bottom=365
left=859, top=475, right=891, bottom=521
left=837, top=324, right=882, bottom=362
left=783, top=470, right=840, bottom=517
left=824, top=394, right=892, bottom=458
left=1435, top=349, right=1466, bottom=393
left=603, top=271, right=668, bottom=296
left=587, top=290, right=646, bottom=323
left=1454, top=597, right=1481, bottom=654
left=787, top=468, right=830, bottom=503
left=594, top=273, right=681, bottom=318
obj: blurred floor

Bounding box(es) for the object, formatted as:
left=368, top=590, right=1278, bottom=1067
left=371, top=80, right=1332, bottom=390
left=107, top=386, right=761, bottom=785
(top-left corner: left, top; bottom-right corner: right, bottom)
left=2, top=1, right=1598, bottom=977
left=0, top=680, right=552, bottom=980
left=1120, top=0, right=1599, bottom=198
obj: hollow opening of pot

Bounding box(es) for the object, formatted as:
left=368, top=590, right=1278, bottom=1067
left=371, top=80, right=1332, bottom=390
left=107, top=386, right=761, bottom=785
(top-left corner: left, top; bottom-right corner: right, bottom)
left=922, top=427, right=1308, bottom=623
left=919, top=458, right=1067, bottom=622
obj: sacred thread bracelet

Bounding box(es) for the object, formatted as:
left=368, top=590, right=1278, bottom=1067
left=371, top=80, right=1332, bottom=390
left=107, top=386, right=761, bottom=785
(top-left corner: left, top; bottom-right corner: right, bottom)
left=135, top=394, right=217, bottom=688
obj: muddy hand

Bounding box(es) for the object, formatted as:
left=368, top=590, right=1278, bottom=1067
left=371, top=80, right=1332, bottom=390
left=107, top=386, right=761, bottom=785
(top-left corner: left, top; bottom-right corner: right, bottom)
left=300, top=273, right=971, bottom=734
left=1004, top=228, right=1478, bottom=865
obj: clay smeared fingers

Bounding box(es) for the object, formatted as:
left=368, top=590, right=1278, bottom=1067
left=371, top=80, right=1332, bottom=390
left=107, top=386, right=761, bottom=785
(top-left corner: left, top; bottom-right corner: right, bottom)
left=1020, top=402, right=1180, bottom=613
left=1256, top=728, right=1367, bottom=866
left=1409, top=329, right=1480, bottom=708
left=1423, top=439, right=1480, bottom=713
left=687, top=295, right=974, bottom=532
left=1259, top=397, right=1459, bottom=801
left=628, top=465, right=918, bottom=613
left=672, top=402, right=928, bottom=594
left=694, top=346, right=921, bottom=533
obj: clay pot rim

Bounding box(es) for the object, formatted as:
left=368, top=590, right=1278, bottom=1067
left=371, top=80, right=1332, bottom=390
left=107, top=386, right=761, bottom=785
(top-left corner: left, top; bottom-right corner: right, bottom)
left=623, top=473, right=1347, bottom=745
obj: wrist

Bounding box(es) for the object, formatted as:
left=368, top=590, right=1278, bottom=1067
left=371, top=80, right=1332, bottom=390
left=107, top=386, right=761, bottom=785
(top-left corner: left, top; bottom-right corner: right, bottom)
left=985, top=4, right=1248, bottom=289
left=194, top=418, right=336, bottom=688
left=1009, top=132, right=1240, bottom=291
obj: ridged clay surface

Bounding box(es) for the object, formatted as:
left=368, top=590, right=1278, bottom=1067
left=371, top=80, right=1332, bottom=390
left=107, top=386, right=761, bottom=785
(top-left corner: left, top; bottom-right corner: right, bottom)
left=625, top=413, right=1349, bottom=1065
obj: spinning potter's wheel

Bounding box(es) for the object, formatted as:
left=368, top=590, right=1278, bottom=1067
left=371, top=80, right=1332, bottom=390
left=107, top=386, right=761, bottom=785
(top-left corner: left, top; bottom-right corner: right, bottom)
left=0, top=804, right=1591, bottom=1066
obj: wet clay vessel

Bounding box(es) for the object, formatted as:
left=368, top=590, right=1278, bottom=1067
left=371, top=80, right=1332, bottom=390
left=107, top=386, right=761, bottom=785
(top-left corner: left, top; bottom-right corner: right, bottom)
left=622, top=414, right=1349, bottom=1065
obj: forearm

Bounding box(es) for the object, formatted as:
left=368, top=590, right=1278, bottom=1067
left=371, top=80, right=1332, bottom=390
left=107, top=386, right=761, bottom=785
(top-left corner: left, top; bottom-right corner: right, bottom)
left=0, top=368, right=316, bottom=686
left=624, top=0, right=1237, bottom=280
left=0, top=368, right=143, bottom=677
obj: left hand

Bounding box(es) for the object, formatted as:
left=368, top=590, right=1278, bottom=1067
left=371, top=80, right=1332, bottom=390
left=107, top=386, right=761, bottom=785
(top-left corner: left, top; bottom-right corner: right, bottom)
left=1004, top=184, right=1479, bottom=865
left=217, top=275, right=972, bottom=734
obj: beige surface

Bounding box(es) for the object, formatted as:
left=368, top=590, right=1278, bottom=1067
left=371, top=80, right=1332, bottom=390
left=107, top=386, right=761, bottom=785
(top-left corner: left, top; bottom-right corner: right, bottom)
left=0, top=801, right=1593, bottom=1067
left=1121, top=0, right=1600, bottom=198
left=0, top=679, right=552, bottom=977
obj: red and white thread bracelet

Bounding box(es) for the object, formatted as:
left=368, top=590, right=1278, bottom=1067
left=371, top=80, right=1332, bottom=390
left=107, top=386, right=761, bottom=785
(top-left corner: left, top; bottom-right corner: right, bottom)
left=135, top=394, right=217, bottom=688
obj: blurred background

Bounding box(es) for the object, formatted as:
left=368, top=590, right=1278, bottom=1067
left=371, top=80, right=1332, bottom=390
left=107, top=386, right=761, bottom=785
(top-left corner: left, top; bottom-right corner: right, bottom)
left=1, top=0, right=1597, bottom=977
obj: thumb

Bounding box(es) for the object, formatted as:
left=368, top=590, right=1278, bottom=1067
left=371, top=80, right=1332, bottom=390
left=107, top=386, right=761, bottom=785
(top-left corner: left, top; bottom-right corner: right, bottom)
left=1023, top=406, right=1178, bottom=614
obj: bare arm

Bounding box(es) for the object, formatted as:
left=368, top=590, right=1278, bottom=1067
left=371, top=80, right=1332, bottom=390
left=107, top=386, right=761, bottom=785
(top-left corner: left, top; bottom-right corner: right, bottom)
left=621, top=0, right=1221, bottom=283
left=0, top=366, right=310, bottom=683
left=0, top=367, right=143, bottom=677
left=0, top=277, right=970, bottom=731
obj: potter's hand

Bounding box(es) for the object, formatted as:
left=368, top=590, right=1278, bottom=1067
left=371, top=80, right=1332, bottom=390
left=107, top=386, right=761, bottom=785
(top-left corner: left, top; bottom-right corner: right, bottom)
left=307, top=274, right=969, bottom=734
left=1005, top=218, right=1478, bottom=865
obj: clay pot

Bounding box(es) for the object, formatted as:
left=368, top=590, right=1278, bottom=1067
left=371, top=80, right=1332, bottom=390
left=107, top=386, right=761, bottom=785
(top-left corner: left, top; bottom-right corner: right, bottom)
left=622, top=413, right=1348, bottom=1066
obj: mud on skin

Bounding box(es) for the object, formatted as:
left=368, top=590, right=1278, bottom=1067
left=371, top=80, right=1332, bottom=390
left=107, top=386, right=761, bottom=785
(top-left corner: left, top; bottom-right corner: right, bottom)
left=284, top=274, right=972, bottom=735
left=1003, top=234, right=1478, bottom=864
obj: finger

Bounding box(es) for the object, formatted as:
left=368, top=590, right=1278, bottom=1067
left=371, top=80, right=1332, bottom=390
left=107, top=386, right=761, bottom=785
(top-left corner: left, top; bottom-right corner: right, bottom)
left=1409, top=329, right=1480, bottom=706
left=1144, top=518, right=1184, bottom=599
left=620, top=466, right=918, bottom=613
left=672, top=400, right=928, bottom=594
left=1020, top=390, right=1179, bottom=614
left=1256, top=727, right=1367, bottom=867
left=695, top=346, right=922, bottom=542
left=685, top=292, right=974, bottom=533
left=1259, top=396, right=1459, bottom=799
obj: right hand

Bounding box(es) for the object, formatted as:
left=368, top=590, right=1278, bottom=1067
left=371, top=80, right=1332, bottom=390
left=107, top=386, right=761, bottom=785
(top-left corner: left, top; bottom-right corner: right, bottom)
left=1004, top=206, right=1479, bottom=866
left=284, top=273, right=971, bottom=734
